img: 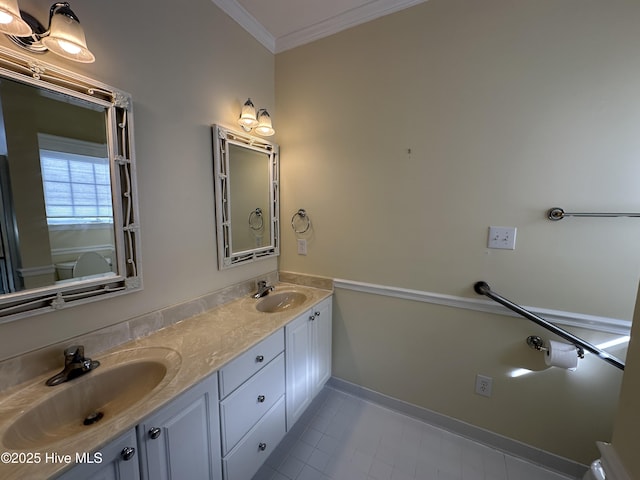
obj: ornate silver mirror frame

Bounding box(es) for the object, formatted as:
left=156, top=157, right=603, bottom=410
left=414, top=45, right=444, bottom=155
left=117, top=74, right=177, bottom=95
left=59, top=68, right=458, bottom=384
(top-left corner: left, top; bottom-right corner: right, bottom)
left=213, top=125, right=279, bottom=269
left=0, top=45, right=142, bottom=322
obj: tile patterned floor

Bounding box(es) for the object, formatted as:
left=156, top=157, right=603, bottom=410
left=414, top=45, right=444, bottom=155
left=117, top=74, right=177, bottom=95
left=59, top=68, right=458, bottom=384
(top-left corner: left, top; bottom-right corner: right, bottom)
left=252, top=387, right=578, bottom=480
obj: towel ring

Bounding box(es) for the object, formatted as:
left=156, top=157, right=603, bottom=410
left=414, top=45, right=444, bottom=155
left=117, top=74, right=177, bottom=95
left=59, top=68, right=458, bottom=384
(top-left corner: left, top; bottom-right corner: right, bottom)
left=249, top=208, right=264, bottom=231
left=291, top=209, right=311, bottom=234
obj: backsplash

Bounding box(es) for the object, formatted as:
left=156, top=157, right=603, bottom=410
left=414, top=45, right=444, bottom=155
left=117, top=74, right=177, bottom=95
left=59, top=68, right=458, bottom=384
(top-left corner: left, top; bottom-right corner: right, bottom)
left=279, top=271, right=333, bottom=290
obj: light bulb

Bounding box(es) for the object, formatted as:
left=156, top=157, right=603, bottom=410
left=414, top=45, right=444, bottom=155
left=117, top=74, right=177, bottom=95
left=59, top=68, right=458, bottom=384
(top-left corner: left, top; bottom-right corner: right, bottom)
left=56, top=39, right=82, bottom=54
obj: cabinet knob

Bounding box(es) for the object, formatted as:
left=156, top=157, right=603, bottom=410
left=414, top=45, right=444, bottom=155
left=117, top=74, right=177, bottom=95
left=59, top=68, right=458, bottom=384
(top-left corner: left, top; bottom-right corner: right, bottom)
left=148, top=427, right=162, bottom=440
left=257, top=395, right=266, bottom=403
left=256, top=355, right=265, bottom=363
left=120, top=447, right=136, bottom=461
left=258, top=442, right=267, bottom=451
left=314, top=311, right=320, bottom=317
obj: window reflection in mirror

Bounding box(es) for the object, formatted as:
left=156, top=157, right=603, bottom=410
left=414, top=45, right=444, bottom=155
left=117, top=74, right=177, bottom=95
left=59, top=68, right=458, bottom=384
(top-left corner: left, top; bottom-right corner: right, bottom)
left=0, top=45, right=140, bottom=321
left=0, top=76, right=115, bottom=294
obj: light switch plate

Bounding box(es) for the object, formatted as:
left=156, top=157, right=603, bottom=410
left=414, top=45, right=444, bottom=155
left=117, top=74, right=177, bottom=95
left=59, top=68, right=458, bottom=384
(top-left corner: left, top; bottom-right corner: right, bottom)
left=297, top=238, right=307, bottom=255
left=488, top=226, right=517, bottom=250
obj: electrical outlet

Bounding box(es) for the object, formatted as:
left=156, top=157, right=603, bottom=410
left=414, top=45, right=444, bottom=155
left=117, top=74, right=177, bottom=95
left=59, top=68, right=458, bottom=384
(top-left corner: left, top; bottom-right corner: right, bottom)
left=475, top=374, right=493, bottom=397
left=487, top=226, right=517, bottom=250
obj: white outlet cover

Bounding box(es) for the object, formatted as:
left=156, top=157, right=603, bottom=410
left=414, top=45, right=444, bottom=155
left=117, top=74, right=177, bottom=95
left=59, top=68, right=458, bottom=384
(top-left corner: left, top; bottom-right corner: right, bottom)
left=487, top=226, right=517, bottom=250
left=475, top=374, right=493, bottom=397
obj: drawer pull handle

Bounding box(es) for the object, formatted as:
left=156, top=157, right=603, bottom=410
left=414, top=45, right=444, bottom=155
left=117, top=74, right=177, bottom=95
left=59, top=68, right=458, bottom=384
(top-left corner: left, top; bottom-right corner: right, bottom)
left=121, top=447, right=136, bottom=461
left=258, top=442, right=267, bottom=451
left=148, top=427, right=162, bottom=440
left=257, top=395, right=266, bottom=403
left=256, top=355, right=265, bottom=363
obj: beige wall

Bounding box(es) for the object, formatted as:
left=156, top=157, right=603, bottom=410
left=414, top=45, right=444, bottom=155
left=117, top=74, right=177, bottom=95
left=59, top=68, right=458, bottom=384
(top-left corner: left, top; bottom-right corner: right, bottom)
left=332, top=289, right=624, bottom=463
left=276, top=0, right=640, bottom=464
left=0, top=0, right=276, bottom=359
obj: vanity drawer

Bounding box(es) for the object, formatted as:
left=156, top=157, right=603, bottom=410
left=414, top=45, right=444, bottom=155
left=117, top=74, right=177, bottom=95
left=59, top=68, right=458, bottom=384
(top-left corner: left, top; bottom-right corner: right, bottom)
left=220, top=352, right=285, bottom=454
left=218, top=328, right=284, bottom=398
left=223, top=396, right=286, bottom=480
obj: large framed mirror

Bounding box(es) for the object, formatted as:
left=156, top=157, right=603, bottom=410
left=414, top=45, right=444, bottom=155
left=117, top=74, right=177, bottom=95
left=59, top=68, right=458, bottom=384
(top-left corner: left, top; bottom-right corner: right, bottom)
left=0, top=45, right=142, bottom=322
left=212, top=125, right=279, bottom=269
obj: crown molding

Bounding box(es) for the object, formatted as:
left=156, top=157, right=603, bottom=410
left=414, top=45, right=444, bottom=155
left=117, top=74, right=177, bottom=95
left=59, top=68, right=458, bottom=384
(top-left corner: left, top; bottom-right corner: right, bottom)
left=211, top=0, right=276, bottom=52
left=275, top=0, right=427, bottom=53
left=211, top=0, right=427, bottom=54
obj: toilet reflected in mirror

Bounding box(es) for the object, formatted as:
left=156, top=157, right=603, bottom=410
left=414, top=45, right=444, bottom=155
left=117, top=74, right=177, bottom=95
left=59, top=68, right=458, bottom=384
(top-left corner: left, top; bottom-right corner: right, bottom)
left=72, top=252, right=112, bottom=278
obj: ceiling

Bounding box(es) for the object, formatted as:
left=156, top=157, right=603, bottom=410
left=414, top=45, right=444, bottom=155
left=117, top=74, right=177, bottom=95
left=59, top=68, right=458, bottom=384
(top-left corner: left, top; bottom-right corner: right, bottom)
left=211, top=0, right=427, bottom=53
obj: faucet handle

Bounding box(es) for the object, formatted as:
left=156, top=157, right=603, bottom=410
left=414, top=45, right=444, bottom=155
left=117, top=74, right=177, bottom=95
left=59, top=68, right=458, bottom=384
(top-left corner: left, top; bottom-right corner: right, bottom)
left=64, top=345, right=85, bottom=361
left=257, top=280, right=267, bottom=288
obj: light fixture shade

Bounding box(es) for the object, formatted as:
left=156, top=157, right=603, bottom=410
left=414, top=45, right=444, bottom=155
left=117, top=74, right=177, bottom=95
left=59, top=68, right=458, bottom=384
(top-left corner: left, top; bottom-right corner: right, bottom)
left=238, top=98, right=259, bottom=130
left=41, top=9, right=95, bottom=63
left=255, top=109, right=275, bottom=136
left=0, top=0, right=33, bottom=36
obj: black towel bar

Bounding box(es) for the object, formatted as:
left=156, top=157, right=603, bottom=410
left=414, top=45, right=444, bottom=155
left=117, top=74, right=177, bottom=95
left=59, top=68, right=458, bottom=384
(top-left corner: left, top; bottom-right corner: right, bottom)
left=474, top=281, right=625, bottom=371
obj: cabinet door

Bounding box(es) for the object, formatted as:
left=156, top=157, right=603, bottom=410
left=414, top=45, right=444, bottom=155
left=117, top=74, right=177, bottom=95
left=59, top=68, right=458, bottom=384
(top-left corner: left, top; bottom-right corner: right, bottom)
left=137, top=374, right=221, bottom=480
left=311, top=296, right=332, bottom=396
left=55, top=429, right=139, bottom=480
left=285, top=309, right=312, bottom=429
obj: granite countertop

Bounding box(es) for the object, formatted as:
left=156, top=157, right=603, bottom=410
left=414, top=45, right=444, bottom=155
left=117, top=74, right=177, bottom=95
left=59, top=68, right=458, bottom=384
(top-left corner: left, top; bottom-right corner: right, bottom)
left=0, top=282, right=332, bottom=480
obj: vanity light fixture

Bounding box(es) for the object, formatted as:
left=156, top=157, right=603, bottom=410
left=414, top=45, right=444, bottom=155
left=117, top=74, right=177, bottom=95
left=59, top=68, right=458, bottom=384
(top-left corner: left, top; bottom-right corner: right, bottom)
left=1, top=1, right=95, bottom=63
left=239, top=98, right=260, bottom=130
left=0, top=0, right=31, bottom=36
left=254, top=109, right=275, bottom=136
left=238, top=98, right=275, bottom=136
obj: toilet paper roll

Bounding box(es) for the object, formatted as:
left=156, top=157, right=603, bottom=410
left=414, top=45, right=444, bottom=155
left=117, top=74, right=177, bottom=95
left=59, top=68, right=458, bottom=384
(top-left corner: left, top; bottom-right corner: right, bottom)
left=545, top=340, right=579, bottom=370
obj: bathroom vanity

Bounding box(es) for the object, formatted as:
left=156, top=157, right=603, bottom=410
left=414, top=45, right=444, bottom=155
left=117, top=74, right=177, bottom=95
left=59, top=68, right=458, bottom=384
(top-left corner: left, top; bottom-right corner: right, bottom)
left=0, top=285, right=333, bottom=480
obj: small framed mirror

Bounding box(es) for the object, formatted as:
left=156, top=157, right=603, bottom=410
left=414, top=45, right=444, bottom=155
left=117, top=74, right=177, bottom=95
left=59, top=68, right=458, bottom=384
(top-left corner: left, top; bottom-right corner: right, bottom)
left=212, top=125, right=279, bottom=269
left=0, top=45, right=142, bottom=322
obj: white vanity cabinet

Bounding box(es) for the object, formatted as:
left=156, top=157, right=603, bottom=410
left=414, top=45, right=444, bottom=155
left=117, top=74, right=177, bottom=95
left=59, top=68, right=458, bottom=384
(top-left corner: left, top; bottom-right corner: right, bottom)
left=51, top=293, right=333, bottom=480
left=218, top=329, right=287, bottom=480
left=285, top=296, right=333, bottom=428
left=55, top=429, right=140, bottom=480
left=137, top=373, right=221, bottom=480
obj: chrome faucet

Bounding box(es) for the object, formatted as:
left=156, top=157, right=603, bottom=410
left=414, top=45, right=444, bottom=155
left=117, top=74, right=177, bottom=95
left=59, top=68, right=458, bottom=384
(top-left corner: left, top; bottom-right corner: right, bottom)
left=45, top=345, right=100, bottom=386
left=253, top=280, right=274, bottom=299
